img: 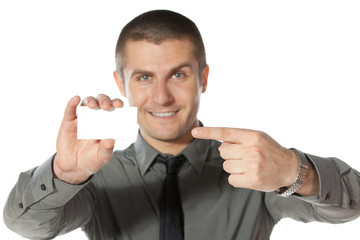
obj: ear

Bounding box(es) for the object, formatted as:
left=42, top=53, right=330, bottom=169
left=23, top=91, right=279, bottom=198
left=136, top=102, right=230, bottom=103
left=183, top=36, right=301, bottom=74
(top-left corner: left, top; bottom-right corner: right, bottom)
left=113, top=71, right=126, bottom=97
left=201, top=65, right=209, bottom=93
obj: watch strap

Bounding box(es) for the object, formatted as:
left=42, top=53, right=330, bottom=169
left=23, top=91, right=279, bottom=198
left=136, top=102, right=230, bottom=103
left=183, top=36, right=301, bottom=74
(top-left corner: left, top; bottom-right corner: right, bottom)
left=276, top=148, right=309, bottom=197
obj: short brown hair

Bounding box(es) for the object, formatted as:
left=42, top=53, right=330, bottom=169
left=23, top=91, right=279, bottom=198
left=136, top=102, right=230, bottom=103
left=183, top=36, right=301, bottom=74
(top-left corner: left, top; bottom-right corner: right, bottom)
left=115, top=10, right=207, bottom=78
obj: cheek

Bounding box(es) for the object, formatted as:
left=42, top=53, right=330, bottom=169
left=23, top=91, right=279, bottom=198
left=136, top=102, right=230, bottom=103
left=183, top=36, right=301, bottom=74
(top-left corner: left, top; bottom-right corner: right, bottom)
left=185, top=84, right=201, bottom=105
left=174, top=80, right=200, bottom=100
left=126, top=90, right=141, bottom=107
left=126, top=83, right=146, bottom=107
left=176, top=88, right=201, bottom=116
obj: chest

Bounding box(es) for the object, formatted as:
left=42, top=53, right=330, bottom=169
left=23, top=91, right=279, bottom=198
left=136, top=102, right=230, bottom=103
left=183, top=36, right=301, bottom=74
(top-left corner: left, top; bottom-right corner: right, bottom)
left=85, top=159, right=272, bottom=240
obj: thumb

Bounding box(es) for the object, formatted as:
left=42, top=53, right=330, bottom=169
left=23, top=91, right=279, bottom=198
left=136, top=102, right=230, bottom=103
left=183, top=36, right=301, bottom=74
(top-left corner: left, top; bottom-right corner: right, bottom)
left=97, top=139, right=115, bottom=163
left=63, top=96, right=81, bottom=122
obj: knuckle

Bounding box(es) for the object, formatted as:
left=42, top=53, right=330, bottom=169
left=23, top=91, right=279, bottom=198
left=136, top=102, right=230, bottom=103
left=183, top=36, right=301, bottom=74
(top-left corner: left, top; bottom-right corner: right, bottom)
left=96, top=93, right=107, bottom=99
left=251, top=164, right=266, bottom=186
left=96, top=94, right=113, bottom=108
left=251, top=131, right=263, bottom=143
left=223, top=161, right=230, bottom=173
left=228, top=174, right=235, bottom=186
left=86, top=95, right=96, bottom=100
left=113, top=98, right=124, bottom=107
left=250, top=147, right=264, bottom=160
left=81, top=96, right=98, bottom=107
left=219, top=150, right=227, bottom=160
left=253, top=162, right=263, bottom=175
left=220, top=128, right=232, bottom=140
left=228, top=174, right=240, bottom=187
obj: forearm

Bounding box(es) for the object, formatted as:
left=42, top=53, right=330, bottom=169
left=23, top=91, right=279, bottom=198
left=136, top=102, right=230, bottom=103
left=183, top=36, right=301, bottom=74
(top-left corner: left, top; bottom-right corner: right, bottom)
left=3, top=155, right=94, bottom=239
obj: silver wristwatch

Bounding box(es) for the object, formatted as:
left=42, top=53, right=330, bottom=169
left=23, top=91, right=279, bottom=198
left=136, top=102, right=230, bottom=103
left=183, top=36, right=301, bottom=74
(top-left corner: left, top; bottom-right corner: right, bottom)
left=276, top=148, right=309, bottom=197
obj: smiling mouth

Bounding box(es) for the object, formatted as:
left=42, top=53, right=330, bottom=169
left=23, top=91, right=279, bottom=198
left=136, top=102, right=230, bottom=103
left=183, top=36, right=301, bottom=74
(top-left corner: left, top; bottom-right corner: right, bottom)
left=150, top=111, right=177, bottom=117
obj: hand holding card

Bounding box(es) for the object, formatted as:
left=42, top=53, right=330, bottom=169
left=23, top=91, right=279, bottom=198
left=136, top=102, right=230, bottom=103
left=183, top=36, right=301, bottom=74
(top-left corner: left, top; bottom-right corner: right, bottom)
left=53, top=95, right=135, bottom=185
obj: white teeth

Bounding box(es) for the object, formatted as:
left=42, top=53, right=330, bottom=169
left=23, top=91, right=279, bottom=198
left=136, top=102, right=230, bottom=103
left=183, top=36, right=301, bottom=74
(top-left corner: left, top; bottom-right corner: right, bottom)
left=151, top=112, right=176, bottom=117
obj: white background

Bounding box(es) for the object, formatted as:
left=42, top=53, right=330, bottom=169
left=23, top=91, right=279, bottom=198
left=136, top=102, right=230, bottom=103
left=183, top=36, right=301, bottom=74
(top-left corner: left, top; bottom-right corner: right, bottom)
left=1, top=0, right=359, bottom=239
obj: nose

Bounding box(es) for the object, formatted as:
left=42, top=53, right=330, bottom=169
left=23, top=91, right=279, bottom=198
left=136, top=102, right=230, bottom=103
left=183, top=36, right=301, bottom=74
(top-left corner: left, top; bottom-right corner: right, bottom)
left=152, top=79, right=174, bottom=106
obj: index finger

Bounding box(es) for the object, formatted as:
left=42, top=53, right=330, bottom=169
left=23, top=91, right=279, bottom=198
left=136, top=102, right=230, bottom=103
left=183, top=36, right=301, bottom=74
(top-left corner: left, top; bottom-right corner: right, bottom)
left=192, top=127, right=246, bottom=143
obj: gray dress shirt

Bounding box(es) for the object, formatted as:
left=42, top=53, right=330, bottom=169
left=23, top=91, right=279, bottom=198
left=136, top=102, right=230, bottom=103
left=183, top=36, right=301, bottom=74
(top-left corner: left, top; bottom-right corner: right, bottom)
left=4, top=133, right=360, bottom=240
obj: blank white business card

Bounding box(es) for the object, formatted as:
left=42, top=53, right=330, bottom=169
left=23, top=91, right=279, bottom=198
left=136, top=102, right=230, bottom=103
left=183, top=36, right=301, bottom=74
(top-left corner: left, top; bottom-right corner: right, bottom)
left=77, top=106, right=138, bottom=140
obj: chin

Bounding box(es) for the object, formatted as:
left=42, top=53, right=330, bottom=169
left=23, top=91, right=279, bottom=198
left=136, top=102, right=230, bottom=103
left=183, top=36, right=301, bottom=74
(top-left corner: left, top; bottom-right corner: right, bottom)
left=140, top=118, right=197, bottom=142
left=151, top=131, right=183, bottom=142
left=146, top=127, right=188, bottom=142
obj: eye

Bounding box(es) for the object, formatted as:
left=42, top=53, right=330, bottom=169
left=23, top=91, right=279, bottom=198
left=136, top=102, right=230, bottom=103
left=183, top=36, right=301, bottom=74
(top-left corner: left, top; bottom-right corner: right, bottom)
left=140, top=75, right=152, bottom=81
left=172, top=72, right=185, bottom=79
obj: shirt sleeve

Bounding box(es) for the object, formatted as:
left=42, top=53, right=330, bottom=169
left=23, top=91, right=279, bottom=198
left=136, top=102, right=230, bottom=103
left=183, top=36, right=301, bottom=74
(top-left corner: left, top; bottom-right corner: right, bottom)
left=3, top=154, right=96, bottom=239
left=265, top=149, right=360, bottom=224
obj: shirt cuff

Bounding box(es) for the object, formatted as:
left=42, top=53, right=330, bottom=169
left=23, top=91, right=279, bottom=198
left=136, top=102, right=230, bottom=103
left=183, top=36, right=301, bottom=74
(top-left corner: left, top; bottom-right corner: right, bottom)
left=20, top=154, right=89, bottom=211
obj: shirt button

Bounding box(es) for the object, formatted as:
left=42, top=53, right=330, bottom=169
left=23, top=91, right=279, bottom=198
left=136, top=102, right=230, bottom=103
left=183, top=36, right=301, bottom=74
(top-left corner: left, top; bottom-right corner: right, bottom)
left=41, top=184, right=46, bottom=191
left=19, top=203, right=23, bottom=209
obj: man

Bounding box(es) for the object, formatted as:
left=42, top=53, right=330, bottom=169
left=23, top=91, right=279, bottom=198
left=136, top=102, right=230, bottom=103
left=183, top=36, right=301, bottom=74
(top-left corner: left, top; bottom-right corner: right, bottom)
left=4, top=9, right=360, bottom=240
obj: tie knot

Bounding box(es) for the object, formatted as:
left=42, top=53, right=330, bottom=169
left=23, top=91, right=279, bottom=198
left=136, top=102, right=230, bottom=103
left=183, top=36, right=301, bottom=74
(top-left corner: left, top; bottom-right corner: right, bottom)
left=156, top=155, right=185, bottom=175
left=166, top=157, right=183, bottom=174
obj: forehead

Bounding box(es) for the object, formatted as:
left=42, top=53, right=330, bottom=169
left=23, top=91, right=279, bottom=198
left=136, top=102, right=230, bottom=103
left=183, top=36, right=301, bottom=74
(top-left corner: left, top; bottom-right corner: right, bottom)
left=123, top=39, right=198, bottom=71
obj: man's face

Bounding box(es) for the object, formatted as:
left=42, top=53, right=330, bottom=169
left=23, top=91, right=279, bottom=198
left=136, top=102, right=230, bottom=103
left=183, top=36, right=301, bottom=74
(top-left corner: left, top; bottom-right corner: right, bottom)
left=114, top=39, right=208, bottom=145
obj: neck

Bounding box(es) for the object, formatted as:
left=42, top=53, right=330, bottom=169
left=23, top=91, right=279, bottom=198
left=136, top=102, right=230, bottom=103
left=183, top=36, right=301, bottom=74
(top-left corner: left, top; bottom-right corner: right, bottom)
left=141, top=121, right=199, bottom=156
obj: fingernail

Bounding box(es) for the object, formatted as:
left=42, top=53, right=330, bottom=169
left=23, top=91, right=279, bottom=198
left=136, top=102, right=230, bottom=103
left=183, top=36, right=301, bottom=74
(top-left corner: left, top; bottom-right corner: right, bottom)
left=192, top=128, right=200, bottom=136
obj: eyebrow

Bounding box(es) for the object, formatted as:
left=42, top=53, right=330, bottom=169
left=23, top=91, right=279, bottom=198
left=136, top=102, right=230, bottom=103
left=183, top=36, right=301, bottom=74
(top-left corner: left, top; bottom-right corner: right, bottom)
left=129, top=62, right=194, bottom=78
left=170, top=62, right=194, bottom=73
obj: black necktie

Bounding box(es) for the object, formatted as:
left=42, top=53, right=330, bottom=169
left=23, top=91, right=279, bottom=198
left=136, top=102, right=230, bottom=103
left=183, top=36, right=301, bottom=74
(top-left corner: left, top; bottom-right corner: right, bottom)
left=157, top=155, right=185, bottom=240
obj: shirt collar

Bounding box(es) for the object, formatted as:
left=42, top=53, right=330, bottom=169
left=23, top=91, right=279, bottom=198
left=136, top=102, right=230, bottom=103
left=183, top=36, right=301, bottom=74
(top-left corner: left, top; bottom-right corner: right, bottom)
left=134, top=130, right=211, bottom=176
left=134, top=133, right=159, bottom=176
left=181, top=138, right=211, bottom=174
